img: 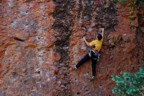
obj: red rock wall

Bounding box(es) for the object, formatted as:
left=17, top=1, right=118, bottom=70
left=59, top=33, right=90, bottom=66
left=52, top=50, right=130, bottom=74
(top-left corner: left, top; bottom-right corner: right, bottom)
left=0, top=0, right=144, bottom=96
left=0, top=0, right=56, bottom=95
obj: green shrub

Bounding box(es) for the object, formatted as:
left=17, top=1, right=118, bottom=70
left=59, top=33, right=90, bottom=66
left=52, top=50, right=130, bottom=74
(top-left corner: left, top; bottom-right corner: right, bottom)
left=112, top=67, right=144, bottom=96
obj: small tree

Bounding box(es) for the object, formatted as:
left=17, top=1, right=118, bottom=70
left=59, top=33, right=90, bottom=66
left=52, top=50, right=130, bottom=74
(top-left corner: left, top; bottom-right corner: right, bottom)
left=112, top=67, right=144, bottom=96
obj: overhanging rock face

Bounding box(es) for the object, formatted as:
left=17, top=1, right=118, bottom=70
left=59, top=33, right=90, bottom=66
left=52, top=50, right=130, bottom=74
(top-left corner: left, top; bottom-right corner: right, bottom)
left=0, top=0, right=144, bottom=96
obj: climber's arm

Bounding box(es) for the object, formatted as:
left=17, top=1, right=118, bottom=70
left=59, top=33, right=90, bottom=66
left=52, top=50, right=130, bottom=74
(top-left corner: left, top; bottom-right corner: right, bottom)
left=101, top=28, right=104, bottom=37
left=83, top=37, right=91, bottom=46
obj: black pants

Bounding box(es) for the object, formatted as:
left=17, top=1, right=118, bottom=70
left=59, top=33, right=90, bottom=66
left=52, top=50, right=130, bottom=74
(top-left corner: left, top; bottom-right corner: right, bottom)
left=76, top=51, right=98, bottom=76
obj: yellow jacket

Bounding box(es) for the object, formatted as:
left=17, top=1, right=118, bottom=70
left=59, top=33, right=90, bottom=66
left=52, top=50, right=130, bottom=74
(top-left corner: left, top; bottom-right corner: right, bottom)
left=89, top=39, right=103, bottom=52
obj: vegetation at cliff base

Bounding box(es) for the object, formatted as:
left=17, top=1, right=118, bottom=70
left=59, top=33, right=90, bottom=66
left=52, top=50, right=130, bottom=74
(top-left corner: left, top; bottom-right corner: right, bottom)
left=112, top=67, right=144, bottom=96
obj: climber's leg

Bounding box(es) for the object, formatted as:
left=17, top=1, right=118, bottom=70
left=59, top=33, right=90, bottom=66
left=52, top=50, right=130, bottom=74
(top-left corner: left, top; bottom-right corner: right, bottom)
left=90, top=51, right=98, bottom=80
left=76, top=53, right=90, bottom=68
left=91, top=59, right=97, bottom=77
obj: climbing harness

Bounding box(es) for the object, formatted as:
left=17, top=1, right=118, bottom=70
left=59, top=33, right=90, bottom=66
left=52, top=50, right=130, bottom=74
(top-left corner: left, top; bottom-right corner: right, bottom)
left=88, top=50, right=101, bottom=61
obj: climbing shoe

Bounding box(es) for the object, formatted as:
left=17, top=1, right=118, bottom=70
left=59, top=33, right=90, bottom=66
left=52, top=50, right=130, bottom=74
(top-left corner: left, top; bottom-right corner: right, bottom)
left=90, top=76, right=95, bottom=81
left=73, top=66, right=77, bottom=71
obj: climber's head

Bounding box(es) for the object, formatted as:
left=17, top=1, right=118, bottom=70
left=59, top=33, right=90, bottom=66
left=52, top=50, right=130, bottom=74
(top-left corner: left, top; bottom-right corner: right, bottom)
left=97, top=33, right=102, bottom=41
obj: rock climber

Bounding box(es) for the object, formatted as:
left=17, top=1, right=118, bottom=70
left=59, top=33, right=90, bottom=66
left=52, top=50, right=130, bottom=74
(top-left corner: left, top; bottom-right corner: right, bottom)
left=74, top=28, right=104, bottom=80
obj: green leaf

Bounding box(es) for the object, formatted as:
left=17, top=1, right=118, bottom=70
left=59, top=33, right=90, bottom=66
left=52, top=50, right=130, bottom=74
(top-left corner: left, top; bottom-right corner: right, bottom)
left=122, top=72, right=133, bottom=83
left=112, top=67, right=144, bottom=96
left=139, top=67, right=144, bottom=73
